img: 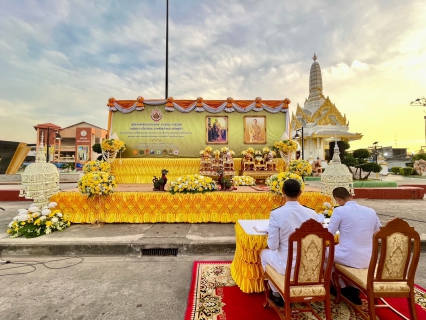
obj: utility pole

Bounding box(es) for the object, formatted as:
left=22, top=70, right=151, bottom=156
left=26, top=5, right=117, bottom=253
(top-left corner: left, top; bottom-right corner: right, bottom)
left=165, top=0, right=169, bottom=99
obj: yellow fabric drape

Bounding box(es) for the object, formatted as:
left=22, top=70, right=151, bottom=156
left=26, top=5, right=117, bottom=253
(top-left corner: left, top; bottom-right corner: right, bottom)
left=50, top=191, right=330, bottom=224
left=110, top=158, right=285, bottom=184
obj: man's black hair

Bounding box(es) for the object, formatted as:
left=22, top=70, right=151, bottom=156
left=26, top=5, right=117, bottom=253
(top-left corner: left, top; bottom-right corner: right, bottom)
left=283, top=179, right=301, bottom=198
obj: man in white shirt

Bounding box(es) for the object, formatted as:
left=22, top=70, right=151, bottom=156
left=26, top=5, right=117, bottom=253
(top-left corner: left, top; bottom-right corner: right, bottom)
left=328, top=187, right=381, bottom=303
left=261, top=179, right=318, bottom=307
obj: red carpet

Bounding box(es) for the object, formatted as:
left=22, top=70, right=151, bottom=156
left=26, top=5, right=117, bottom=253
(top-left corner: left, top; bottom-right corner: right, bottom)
left=185, top=261, right=426, bottom=320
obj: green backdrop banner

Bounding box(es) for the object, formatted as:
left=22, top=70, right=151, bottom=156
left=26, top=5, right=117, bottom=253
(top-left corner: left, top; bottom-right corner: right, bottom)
left=110, top=104, right=287, bottom=158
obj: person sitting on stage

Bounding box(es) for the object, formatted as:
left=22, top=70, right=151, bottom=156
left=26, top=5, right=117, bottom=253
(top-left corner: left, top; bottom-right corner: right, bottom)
left=260, top=179, right=318, bottom=307
left=328, top=187, right=381, bottom=304
left=311, top=157, right=322, bottom=176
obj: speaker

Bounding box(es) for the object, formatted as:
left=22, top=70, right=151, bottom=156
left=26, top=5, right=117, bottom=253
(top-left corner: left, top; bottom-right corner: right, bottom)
left=329, top=141, right=346, bottom=162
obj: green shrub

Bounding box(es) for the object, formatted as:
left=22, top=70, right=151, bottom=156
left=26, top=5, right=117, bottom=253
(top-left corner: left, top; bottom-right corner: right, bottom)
left=92, top=143, right=102, bottom=154
left=413, top=153, right=426, bottom=161
left=362, top=162, right=382, bottom=173
left=391, top=167, right=401, bottom=174
left=399, top=167, right=413, bottom=176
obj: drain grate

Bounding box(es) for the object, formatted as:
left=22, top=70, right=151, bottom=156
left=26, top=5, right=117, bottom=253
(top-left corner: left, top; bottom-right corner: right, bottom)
left=141, top=248, right=178, bottom=256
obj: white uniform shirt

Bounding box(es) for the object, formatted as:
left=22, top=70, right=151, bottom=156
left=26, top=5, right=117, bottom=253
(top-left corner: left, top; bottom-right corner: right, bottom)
left=328, top=200, right=381, bottom=268
left=267, top=201, right=318, bottom=268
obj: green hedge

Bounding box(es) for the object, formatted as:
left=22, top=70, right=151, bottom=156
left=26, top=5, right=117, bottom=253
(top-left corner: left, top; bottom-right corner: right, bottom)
left=353, top=181, right=398, bottom=188
left=400, top=167, right=414, bottom=176
left=391, top=167, right=401, bottom=174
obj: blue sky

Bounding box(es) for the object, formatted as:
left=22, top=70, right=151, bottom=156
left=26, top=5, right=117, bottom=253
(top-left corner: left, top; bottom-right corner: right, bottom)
left=1, top=0, right=425, bottom=151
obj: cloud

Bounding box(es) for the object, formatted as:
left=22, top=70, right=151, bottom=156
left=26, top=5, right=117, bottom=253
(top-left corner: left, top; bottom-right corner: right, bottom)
left=0, top=0, right=425, bottom=153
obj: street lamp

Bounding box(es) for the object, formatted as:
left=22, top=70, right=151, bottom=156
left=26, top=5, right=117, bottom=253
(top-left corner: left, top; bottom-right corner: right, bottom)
left=372, top=141, right=378, bottom=163
left=45, top=128, right=62, bottom=163
left=293, top=127, right=304, bottom=160
left=411, top=97, right=426, bottom=145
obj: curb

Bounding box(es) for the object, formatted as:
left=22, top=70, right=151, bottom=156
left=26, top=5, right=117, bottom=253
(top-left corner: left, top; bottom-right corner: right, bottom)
left=0, top=239, right=237, bottom=256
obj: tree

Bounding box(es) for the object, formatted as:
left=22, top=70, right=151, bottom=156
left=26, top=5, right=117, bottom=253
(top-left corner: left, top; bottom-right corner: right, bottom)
left=360, top=162, right=382, bottom=180
left=413, top=153, right=426, bottom=161
left=342, top=154, right=357, bottom=175
left=92, top=143, right=102, bottom=154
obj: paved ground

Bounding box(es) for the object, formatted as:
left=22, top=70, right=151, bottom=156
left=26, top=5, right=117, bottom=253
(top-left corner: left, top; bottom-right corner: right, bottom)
left=0, top=175, right=425, bottom=319
left=1, top=254, right=426, bottom=320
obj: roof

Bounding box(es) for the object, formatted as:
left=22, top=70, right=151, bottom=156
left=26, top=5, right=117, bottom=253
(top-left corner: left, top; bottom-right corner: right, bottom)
left=34, top=123, right=62, bottom=130
left=107, top=97, right=291, bottom=114
left=61, top=122, right=106, bottom=131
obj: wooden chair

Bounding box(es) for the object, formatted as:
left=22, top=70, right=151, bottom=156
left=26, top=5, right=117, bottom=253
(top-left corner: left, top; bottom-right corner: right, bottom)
left=263, top=219, right=335, bottom=319
left=333, top=217, right=420, bottom=320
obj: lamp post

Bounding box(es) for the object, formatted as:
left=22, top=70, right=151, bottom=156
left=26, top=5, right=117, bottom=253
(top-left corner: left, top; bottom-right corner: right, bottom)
left=293, top=127, right=304, bottom=160
left=372, top=141, right=378, bottom=163
left=45, top=128, right=62, bottom=163
left=410, top=97, right=426, bottom=145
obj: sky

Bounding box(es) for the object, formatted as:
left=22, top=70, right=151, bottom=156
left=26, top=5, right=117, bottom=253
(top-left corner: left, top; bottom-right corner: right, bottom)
left=1, top=0, right=425, bottom=153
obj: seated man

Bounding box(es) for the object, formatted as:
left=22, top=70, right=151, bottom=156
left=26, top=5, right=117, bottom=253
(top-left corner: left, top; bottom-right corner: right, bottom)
left=328, top=187, right=381, bottom=304
left=261, top=179, right=318, bottom=307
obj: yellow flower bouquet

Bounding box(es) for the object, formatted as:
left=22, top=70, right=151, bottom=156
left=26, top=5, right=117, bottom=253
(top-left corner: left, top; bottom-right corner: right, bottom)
left=316, top=202, right=333, bottom=218
left=6, top=202, right=70, bottom=238
left=265, top=172, right=304, bottom=196
left=272, top=140, right=298, bottom=153
left=288, top=159, right=313, bottom=176
left=101, top=139, right=126, bottom=152
left=169, top=174, right=218, bottom=194
left=232, top=175, right=256, bottom=186
left=83, top=160, right=111, bottom=174
left=78, top=172, right=117, bottom=197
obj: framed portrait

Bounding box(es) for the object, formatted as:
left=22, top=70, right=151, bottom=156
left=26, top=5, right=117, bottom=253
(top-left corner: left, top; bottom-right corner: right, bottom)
left=244, top=116, right=266, bottom=144
left=77, top=145, right=89, bottom=162
left=206, top=116, right=228, bottom=144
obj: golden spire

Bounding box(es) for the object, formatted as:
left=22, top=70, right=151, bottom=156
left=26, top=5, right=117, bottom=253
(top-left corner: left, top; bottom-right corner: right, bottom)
left=313, top=53, right=317, bottom=61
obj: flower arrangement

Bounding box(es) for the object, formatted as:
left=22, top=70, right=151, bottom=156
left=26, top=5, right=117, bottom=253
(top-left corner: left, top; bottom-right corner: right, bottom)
left=317, top=202, right=333, bottom=218
left=232, top=175, right=256, bottom=186
left=265, top=172, right=304, bottom=196
left=288, top=159, right=313, bottom=177
left=213, top=150, right=221, bottom=157
left=6, top=202, right=70, bottom=238
left=254, top=150, right=262, bottom=156
left=220, top=147, right=229, bottom=154
left=101, top=139, right=126, bottom=153
left=262, top=147, right=270, bottom=154
left=272, top=140, right=298, bottom=153
left=200, top=147, right=213, bottom=158
left=169, top=174, right=218, bottom=194
left=242, top=147, right=255, bottom=160
left=78, top=172, right=117, bottom=197
left=255, top=156, right=263, bottom=162
left=83, top=160, right=111, bottom=174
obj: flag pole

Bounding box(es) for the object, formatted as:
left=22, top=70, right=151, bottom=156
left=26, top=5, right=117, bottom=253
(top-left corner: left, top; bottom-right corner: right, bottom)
left=165, top=0, right=169, bottom=99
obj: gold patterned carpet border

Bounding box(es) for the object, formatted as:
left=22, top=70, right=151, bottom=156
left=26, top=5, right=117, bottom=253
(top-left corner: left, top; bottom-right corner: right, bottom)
left=185, top=262, right=426, bottom=320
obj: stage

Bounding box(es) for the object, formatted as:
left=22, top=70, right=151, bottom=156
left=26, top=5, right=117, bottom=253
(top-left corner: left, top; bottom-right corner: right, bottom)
left=50, top=184, right=330, bottom=224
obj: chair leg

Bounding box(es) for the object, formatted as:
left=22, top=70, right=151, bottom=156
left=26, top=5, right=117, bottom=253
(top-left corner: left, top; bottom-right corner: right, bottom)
left=284, top=299, right=291, bottom=320
left=408, top=291, right=418, bottom=320
left=263, top=278, right=271, bottom=309
left=332, top=273, right=342, bottom=303
left=368, top=294, right=376, bottom=320
left=324, top=296, right=332, bottom=320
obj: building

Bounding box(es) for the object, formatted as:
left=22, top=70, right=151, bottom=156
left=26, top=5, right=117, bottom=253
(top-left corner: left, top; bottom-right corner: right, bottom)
left=34, top=122, right=108, bottom=167
left=290, top=54, right=363, bottom=162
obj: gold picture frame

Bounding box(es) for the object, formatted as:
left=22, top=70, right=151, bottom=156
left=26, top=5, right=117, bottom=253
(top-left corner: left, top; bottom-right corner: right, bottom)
left=206, top=116, right=228, bottom=144
left=244, top=116, right=266, bottom=144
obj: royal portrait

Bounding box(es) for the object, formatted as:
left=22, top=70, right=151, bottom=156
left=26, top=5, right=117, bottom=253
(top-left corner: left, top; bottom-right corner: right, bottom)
left=244, top=116, right=266, bottom=144
left=206, top=116, right=228, bottom=144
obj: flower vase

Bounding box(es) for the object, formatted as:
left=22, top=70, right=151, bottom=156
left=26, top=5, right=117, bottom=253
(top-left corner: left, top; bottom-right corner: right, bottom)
left=279, top=150, right=292, bottom=171
left=102, top=150, right=118, bottom=163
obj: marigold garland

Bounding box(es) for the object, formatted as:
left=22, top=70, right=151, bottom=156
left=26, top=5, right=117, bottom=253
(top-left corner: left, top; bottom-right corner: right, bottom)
left=78, top=172, right=117, bottom=197
left=101, top=139, right=126, bottom=152
left=82, top=160, right=111, bottom=174
left=288, top=159, right=313, bottom=176
left=6, top=202, right=70, bottom=238
left=272, top=140, right=298, bottom=153
left=265, top=172, right=304, bottom=196
left=169, top=174, right=218, bottom=194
